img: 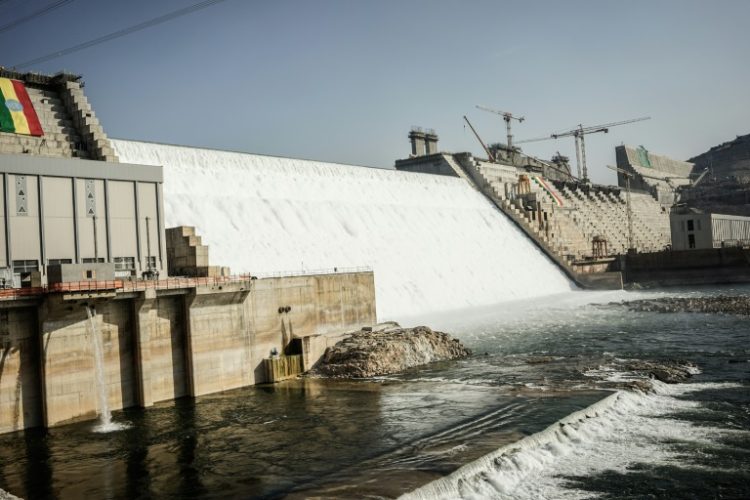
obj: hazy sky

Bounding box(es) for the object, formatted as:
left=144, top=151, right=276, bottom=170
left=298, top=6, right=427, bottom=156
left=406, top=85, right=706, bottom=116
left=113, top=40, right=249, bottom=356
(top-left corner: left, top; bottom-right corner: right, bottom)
left=4, top=0, right=749, bottom=184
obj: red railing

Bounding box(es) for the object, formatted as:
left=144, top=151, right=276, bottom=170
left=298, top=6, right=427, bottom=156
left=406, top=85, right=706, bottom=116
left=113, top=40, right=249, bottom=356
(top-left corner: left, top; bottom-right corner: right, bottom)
left=0, top=267, right=369, bottom=300
left=0, top=286, right=47, bottom=300
left=48, top=280, right=124, bottom=293
left=120, top=275, right=256, bottom=292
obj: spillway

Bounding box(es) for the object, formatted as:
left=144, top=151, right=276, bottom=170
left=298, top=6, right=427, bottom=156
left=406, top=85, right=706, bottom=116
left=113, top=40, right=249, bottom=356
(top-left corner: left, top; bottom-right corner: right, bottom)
left=112, top=140, right=572, bottom=318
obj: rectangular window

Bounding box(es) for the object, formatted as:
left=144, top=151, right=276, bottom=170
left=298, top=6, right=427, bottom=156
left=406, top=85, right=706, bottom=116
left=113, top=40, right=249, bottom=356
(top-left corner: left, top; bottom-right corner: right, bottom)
left=113, top=257, right=136, bottom=271
left=688, top=234, right=696, bottom=249
left=82, top=257, right=105, bottom=263
left=145, top=256, right=157, bottom=270
left=687, top=220, right=694, bottom=231
left=47, top=258, right=73, bottom=266
left=12, top=260, right=38, bottom=274
left=85, top=270, right=95, bottom=279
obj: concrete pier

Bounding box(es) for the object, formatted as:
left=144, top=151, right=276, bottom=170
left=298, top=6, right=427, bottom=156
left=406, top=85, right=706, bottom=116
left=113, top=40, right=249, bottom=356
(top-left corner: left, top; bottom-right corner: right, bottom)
left=0, top=271, right=376, bottom=434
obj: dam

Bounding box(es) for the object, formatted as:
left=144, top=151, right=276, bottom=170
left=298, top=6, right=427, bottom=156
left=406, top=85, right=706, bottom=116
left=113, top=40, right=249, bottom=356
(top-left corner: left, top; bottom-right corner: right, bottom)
left=0, top=68, right=572, bottom=436
left=111, top=140, right=573, bottom=319
left=1, top=69, right=748, bottom=500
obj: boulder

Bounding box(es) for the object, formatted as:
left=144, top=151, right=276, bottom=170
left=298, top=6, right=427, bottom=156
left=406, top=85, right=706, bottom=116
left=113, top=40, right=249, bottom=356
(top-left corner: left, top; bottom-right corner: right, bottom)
left=309, top=325, right=471, bottom=378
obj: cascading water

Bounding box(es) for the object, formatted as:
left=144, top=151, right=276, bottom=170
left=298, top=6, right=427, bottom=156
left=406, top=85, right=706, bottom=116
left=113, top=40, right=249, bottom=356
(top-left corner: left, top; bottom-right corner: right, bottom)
left=85, top=306, right=125, bottom=432
left=112, top=140, right=573, bottom=319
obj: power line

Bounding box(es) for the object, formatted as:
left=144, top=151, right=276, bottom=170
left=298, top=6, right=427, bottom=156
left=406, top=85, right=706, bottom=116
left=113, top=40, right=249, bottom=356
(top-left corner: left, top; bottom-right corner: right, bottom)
left=0, top=0, right=75, bottom=34
left=11, top=0, right=231, bottom=69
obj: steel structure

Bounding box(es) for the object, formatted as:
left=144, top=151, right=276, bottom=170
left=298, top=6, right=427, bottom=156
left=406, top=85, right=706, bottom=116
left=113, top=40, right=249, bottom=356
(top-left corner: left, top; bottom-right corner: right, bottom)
left=475, top=105, right=525, bottom=158
left=518, top=117, right=650, bottom=181
left=607, top=165, right=635, bottom=251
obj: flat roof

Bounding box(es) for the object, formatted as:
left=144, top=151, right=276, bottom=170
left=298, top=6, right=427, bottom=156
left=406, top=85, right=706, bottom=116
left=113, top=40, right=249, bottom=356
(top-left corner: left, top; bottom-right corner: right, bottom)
left=0, top=153, right=162, bottom=183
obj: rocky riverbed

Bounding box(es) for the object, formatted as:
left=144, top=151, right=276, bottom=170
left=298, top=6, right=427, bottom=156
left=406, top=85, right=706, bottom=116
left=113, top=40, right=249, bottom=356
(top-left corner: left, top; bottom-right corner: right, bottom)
left=609, top=295, right=750, bottom=316
left=309, top=323, right=471, bottom=378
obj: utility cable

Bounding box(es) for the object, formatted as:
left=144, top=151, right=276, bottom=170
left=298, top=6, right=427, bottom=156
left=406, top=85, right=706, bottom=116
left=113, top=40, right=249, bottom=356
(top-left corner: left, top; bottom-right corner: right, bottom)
left=0, top=0, right=75, bottom=34
left=11, top=0, right=231, bottom=69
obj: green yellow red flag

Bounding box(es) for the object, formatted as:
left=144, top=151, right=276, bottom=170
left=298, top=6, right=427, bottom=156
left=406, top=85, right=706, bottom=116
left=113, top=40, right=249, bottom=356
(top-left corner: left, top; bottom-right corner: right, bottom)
left=0, top=78, right=43, bottom=136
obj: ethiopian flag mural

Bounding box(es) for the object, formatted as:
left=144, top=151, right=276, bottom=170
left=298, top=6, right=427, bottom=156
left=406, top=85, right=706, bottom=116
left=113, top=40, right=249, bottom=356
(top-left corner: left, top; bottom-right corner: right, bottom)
left=0, top=78, right=43, bottom=136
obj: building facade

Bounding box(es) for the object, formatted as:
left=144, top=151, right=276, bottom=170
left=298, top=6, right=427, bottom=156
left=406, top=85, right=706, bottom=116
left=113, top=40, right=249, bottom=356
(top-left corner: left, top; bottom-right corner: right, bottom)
left=670, top=211, right=750, bottom=250
left=0, top=69, right=165, bottom=286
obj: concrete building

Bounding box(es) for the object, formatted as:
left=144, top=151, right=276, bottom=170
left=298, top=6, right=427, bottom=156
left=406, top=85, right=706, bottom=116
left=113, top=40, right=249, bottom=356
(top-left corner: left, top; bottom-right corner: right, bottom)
left=670, top=210, right=750, bottom=250
left=0, top=70, right=379, bottom=435
left=615, top=145, right=695, bottom=206
left=0, top=69, right=165, bottom=286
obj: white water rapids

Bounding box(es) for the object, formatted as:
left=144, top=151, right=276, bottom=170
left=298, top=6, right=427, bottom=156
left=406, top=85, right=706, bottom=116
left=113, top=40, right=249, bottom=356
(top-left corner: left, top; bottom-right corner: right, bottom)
left=112, top=139, right=573, bottom=319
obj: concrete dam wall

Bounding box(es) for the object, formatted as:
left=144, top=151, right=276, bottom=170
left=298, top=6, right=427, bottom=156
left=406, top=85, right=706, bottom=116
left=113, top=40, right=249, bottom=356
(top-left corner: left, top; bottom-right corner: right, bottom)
left=112, top=140, right=572, bottom=318
left=0, top=272, right=375, bottom=434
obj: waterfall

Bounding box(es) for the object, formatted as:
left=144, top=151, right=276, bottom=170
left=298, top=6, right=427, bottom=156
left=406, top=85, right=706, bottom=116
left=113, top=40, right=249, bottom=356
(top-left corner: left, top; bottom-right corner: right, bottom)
left=85, top=306, right=124, bottom=432
left=113, top=140, right=573, bottom=319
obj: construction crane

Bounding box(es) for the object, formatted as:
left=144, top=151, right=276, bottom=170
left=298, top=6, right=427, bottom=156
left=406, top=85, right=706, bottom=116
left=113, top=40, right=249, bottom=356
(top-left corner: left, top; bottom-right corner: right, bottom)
left=607, top=165, right=635, bottom=252
left=517, top=117, right=651, bottom=182
left=463, top=115, right=496, bottom=162
left=475, top=105, right=525, bottom=160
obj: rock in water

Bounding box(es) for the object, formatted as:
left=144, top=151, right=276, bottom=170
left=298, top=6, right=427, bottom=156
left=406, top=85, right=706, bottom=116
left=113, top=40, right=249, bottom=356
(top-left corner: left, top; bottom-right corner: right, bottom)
left=310, top=325, right=471, bottom=378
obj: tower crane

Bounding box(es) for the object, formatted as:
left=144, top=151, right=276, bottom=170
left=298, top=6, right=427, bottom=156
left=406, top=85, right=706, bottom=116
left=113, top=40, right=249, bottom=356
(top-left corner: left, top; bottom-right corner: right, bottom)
left=517, top=117, right=651, bottom=182
left=475, top=105, right=525, bottom=160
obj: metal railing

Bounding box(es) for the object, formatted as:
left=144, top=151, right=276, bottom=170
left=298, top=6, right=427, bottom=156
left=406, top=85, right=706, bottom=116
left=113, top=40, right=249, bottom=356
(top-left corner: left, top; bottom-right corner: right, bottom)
left=0, top=286, right=47, bottom=300
left=48, top=280, right=124, bottom=293
left=120, top=275, right=256, bottom=292
left=253, top=266, right=373, bottom=279
left=0, top=267, right=374, bottom=300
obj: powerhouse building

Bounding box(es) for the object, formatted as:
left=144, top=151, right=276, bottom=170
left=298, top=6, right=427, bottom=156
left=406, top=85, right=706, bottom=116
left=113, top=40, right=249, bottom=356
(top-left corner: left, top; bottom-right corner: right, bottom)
left=0, top=69, right=165, bottom=286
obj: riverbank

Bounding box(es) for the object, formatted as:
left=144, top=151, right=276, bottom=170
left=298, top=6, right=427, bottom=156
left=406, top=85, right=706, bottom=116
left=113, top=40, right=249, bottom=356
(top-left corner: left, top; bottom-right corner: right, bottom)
left=610, top=295, right=750, bottom=316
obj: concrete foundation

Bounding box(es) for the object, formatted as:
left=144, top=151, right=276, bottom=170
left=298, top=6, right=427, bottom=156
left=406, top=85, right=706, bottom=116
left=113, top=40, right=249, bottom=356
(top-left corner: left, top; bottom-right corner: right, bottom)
left=0, top=271, right=376, bottom=434
left=620, top=248, right=750, bottom=287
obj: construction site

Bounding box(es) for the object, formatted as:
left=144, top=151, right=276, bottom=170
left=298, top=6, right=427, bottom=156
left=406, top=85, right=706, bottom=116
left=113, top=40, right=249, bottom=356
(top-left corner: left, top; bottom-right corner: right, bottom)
left=398, top=107, right=750, bottom=288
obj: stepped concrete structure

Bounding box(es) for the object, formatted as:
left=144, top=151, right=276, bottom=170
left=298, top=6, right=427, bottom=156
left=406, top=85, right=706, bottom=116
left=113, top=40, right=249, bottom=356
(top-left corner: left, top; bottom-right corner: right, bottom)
left=395, top=135, right=687, bottom=288
left=0, top=69, right=116, bottom=161
left=615, top=145, right=695, bottom=206
left=166, top=226, right=230, bottom=278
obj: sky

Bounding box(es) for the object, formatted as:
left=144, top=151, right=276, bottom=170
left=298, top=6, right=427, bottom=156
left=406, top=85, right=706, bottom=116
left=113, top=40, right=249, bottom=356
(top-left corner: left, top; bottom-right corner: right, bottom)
left=3, top=0, right=749, bottom=184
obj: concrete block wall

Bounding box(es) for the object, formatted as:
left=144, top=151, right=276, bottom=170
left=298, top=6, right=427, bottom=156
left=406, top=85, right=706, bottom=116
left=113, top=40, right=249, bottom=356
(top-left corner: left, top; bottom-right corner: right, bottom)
left=166, top=226, right=228, bottom=278
left=38, top=296, right=136, bottom=428
left=58, top=81, right=118, bottom=162
left=0, top=86, right=85, bottom=158
left=186, top=287, right=252, bottom=396
left=0, top=306, right=42, bottom=434
left=0, top=270, right=376, bottom=433
left=133, top=294, right=189, bottom=406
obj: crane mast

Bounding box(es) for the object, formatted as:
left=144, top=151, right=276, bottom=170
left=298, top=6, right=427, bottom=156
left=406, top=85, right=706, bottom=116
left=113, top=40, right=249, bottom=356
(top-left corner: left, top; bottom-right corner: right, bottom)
left=518, top=116, right=651, bottom=182
left=607, top=165, right=635, bottom=251
left=475, top=105, right=525, bottom=161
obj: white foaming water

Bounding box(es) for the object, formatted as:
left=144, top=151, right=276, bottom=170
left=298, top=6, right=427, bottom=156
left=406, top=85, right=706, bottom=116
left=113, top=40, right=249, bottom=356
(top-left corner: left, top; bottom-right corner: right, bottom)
left=113, top=140, right=572, bottom=318
left=401, top=381, right=747, bottom=500
left=85, top=307, right=127, bottom=433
